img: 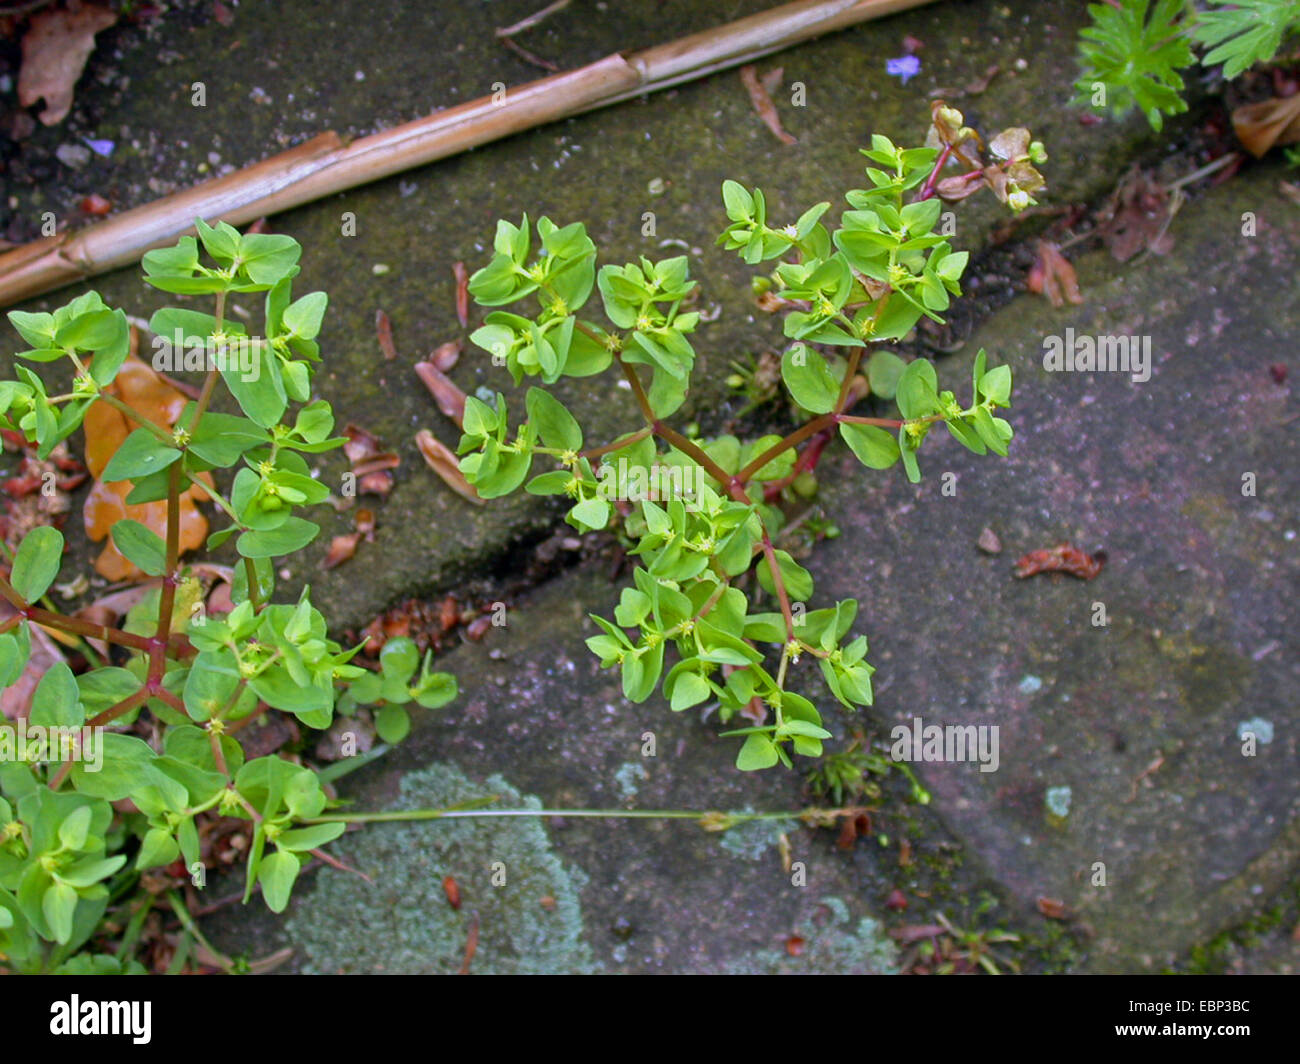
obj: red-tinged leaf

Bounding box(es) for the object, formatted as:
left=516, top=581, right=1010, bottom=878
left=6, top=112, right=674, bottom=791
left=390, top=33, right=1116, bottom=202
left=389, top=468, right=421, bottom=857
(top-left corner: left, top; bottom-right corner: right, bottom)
left=431, top=340, right=461, bottom=372
left=452, top=262, right=469, bottom=328
left=415, top=430, right=484, bottom=506
left=1026, top=241, right=1082, bottom=307
left=1036, top=896, right=1069, bottom=920
left=376, top=309, right=397, bottom=361
left=740, top=64, right=796, bottom=146
left=322, top=533, right=360, bottom=570
left=1014, top=544, right=1105, bottom=580
left=459, top=912, right=479, bottom=975
left=414, top=360, right=467, bottom=428
left=443, top=875, right=461, bottom=910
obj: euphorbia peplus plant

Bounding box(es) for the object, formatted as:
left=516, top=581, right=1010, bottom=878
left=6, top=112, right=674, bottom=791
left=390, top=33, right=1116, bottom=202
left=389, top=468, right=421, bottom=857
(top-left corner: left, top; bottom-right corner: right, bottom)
left=458, top=104, right=1043, bottom=772
left=0, top=223, right=455, bottom=972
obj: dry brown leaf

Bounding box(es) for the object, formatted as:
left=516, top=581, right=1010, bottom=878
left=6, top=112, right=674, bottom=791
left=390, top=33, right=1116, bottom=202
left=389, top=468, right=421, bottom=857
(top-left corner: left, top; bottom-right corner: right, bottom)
left=452, top=262, right=470, bottom=328
left=740, top=65, right=796, bottom=146
left=83, top=355, right=211, bottom=580
left=1096, top=168, right=1175, bottom=262
left=17, top=5, right=118, bottom=126
left=1232, top=94, right=1300, bottom=159
left=1026, top=241, right=1083, bottom=307
left=416, top=430, right=484, bottom=506
left=414, top=359, right=467, bottom=427
left=322, top=534, right=361, bottom=570
left=375, top=309, right=397, bottom=361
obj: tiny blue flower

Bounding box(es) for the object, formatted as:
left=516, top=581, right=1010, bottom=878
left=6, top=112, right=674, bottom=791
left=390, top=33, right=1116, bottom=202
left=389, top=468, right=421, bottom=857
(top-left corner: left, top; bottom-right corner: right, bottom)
left=886, top=56, right=921, bottom=84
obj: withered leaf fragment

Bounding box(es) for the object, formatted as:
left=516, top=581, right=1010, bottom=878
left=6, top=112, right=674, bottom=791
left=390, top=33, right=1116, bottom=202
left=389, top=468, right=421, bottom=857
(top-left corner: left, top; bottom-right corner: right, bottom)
left=740, top=65, right=796, bottom=146
left=1014, top=544, right=1105, bottom=580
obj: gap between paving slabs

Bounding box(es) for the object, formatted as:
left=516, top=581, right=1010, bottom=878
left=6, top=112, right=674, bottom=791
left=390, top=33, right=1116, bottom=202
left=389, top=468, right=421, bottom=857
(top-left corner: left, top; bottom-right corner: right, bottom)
left=7, top=0, right=1184, bottom=631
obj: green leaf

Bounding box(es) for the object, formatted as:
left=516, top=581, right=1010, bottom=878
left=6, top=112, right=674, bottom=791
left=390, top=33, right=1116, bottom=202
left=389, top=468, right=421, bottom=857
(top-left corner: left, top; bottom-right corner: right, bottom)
left=239, top=233, right=302, bottom=286
left=525, top=387, right=582, bottom=451
left=757, top=549, right=814, bottom=602
left=867, top=350, right=906, bottom=399
left=69, top=734, right=158, bottom=801
left=1192, top=0, right=1300, bottom=80
left=110, top=520, right=166, bottom=576
left=283, top=291, right=328, bottom=339
left=30, top=662, right=84, bottom=730
left=42, top=882, right=78, bottom=944
left=839, top=422, right=900, bottom=469
left=781, top=345, right=840, bottom=414
left=374, top=703, right=411, bottom=744
left=10, top=525, right=63, bottom=602
left=8, top=310, right=56, bottom=349
left=236, top=518, right=319, bottom=558
left=979, top=364, right=1012, bottom=405
left=275, top=823, right=346, bottom=852
left=736, top=732, right=779, bottom=771
left=101, top=428, right=182, bottom=482
left=379, top=637, right=420, bottom=684
left=186, top=411, right=271, bottom=466
left=258, top=851, right=300, bottom=913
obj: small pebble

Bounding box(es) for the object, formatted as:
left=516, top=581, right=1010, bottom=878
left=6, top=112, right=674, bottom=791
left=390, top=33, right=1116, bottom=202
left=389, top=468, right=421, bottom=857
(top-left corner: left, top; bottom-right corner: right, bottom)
left=977, top=527, right=1002, bottom=554
left=56, top=144, right=92, bottom=170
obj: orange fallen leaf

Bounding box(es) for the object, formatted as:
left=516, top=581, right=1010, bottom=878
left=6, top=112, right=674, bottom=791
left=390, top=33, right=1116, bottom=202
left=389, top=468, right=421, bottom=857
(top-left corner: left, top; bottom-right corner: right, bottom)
left=414, top=359, right=467, bottom=428
left=415, top=430, right=483, bottom=506
left=83, top=354, right=211, bottom=581
left=17, top=5, right=118, bottom=126
left=1232, top=94, right=1300, bottom=159
left=740, top=65, right=796, bottom=146
left=1013, top=544, right=1105, bottom=581
left=1026, top=241, right=1083, bottom=307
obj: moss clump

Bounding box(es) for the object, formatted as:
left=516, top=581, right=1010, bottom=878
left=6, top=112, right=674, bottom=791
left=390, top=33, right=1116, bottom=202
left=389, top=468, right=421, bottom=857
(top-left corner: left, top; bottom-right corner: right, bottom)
left=286, top=762, right=596, bottom=974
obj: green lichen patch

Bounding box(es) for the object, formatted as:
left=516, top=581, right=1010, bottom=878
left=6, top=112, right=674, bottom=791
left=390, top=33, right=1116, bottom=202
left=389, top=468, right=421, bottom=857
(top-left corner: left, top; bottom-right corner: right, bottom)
left=286, top=763, right=595, bottom=974
left=724, top=896, right=898, bottom=974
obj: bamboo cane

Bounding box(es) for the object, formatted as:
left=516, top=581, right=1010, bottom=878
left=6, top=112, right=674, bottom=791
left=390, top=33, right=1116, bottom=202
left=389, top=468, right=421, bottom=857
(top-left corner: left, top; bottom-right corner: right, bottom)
left=0, top=0, right=937, bottom=308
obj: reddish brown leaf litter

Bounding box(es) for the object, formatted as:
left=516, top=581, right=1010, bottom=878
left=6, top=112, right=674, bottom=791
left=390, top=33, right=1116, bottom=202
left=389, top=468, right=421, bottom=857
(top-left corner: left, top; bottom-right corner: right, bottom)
left=17, top=4, right=118, bottom=126
left=452, top=262, right=470, bottom=327
left=1096, top=168, right=1176, bottom=262
left=415, top=429, right=481, bottom=504
left=740, top=65, right=796, bottom=146
left=79, top=194, right=112, bottom=216
left=342, top=424, right=399, bottom=497
left=443, top=876, right=462, bottom=910
left=353, top=594, right=502, bottom=657
left=1014, top=544, right=1106, bottom=581
left=1036, top=897, right=1069, bottom=920
left=884, top=889, right=909, bottom=912
left=414, top=359, right=467, bottom=427
left=1026, top=241, right=1083, bottom=307
left=375, top=309, right=397, bottom=361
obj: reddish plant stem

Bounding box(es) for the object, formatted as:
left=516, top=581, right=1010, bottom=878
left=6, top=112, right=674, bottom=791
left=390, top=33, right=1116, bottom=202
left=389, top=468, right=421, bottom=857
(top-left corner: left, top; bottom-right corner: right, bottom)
left=757, top=527, right=795, bottom=642
left=580, top=426, right=652, bottom=462
left=916, top=144, right=953, bottom=203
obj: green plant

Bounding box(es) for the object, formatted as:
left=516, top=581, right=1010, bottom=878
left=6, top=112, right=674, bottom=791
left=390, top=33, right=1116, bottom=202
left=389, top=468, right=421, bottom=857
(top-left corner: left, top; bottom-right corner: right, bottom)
left=456, top=106, right=1042, bottom=772
left=0, top=223, right=456, bottom=972
left=1076, top=0, right=1300, bottom=130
